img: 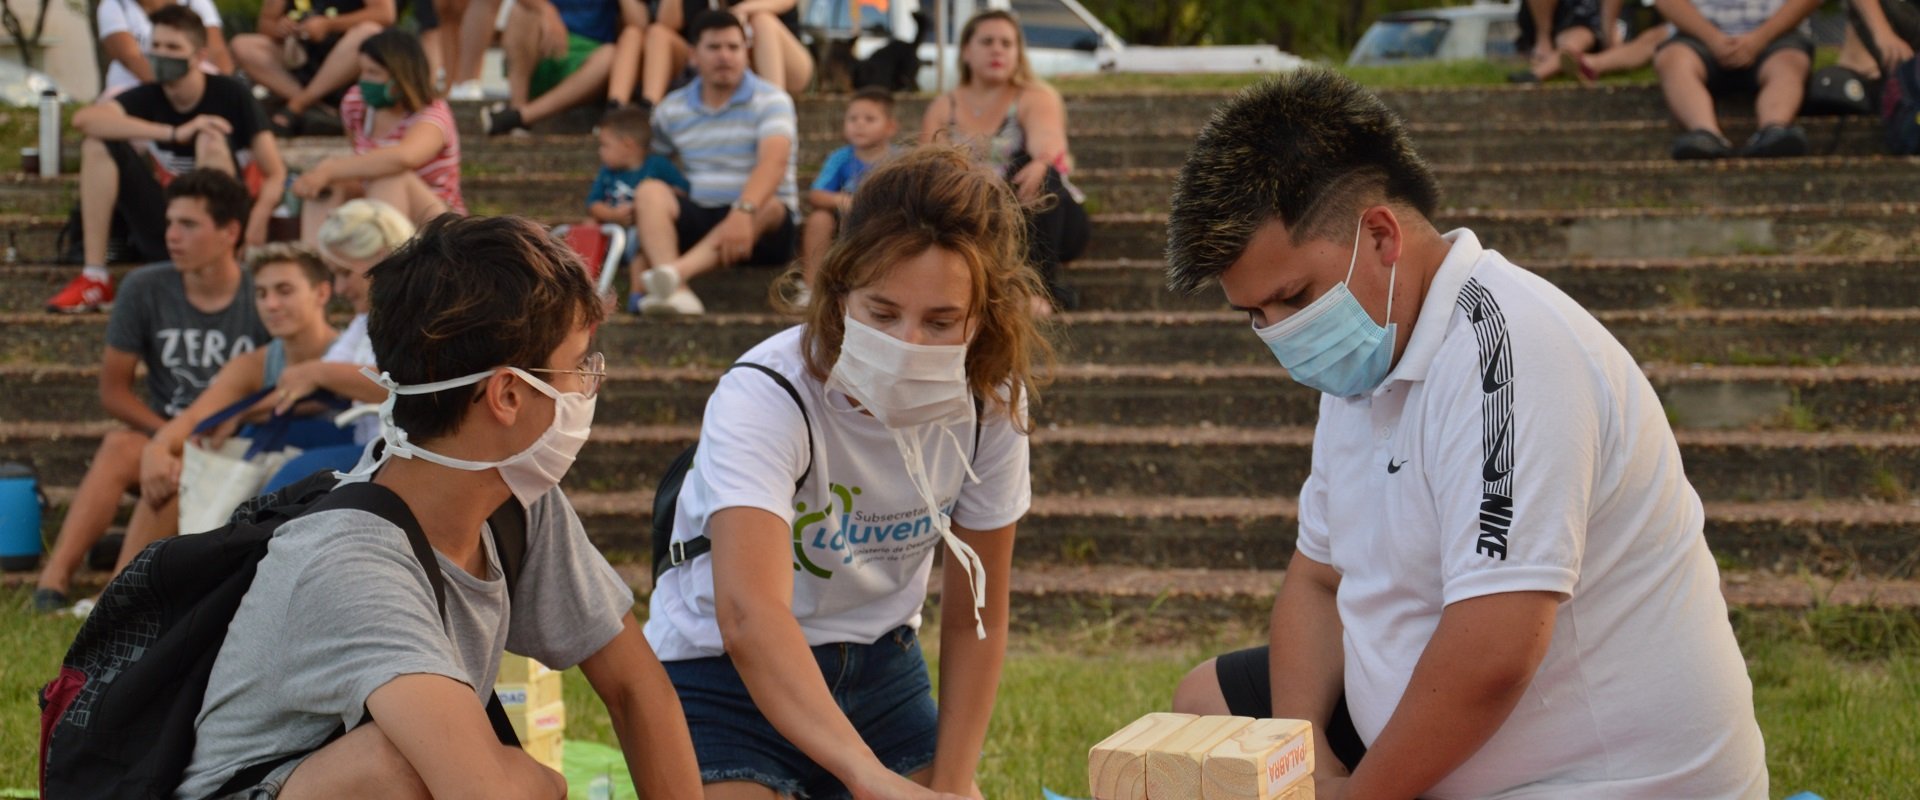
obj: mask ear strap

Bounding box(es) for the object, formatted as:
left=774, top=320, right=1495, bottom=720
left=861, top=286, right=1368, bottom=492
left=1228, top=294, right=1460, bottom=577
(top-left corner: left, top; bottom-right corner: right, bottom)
left=1344, top=215, right=1366, bottom=285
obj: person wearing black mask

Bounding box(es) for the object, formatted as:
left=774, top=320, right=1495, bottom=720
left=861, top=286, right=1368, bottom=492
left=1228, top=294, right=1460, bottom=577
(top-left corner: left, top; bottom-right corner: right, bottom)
left=54, top=5, right=287, bottom=314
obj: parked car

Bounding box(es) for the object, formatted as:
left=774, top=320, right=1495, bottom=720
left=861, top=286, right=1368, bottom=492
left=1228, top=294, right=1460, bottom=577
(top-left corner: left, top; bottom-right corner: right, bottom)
left=1347, top=1, right=1521, bottom=66
left=805, top=0, right=1298, bottom=92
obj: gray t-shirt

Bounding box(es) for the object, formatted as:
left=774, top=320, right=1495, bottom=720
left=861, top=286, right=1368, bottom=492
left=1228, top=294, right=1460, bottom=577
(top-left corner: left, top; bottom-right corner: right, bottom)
left=105, top=262, right=268, bottom=417
left=175, top=484, right=634, bottom=799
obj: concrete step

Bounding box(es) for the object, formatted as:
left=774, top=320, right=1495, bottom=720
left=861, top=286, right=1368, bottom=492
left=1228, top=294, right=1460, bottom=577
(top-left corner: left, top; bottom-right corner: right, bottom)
left=9, top=201, right=1917, bottom=266
left=14, top=154, right=1913, bottom=219
left=9, top=255, right=1920, bottom=315
left=1082, top=203, right=1920, bottom=262
left=436, top=85, right=1818, bottom=140
left=5, top=307, right=1916, bottom=367
left=265, top=116, right=1882, bottom=175
left=450, top=157, right=1920, bottom=219
left=8, top=421, right=1917, bottom=503
left=5, top=362, right=1917, bottom=433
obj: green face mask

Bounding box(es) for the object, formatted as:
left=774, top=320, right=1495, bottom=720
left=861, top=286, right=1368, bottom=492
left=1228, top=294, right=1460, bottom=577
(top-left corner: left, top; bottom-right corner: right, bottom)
left=358, top=80, right=395, bottom=109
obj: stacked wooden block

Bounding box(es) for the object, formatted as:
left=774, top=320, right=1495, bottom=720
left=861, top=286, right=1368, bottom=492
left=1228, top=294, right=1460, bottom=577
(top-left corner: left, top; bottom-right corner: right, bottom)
left=1089, top=713, right=1313, bottom=800
left=497, top=654, right=566, bottom=770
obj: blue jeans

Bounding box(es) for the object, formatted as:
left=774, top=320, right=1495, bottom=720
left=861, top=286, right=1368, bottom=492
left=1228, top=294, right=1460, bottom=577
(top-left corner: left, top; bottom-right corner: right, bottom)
left=664, top=625, right=939, bottom=798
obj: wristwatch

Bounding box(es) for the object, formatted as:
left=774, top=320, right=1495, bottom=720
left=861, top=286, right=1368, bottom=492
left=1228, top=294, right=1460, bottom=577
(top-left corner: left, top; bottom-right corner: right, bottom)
left=730, top=199, right=757, bottom=215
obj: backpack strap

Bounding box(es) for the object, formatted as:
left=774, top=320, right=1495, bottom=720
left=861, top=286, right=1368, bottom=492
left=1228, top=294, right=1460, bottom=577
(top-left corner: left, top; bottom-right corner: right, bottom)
left=309, top=482, right=523, bottom=742
left=657, top=362, right=812, bottom=579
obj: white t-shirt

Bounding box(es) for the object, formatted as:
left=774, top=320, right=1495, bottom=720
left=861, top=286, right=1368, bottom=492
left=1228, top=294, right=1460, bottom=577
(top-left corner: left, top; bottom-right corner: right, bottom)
left=644, top=326, right=1032, bottom=662
left=1294, top=229, right=1767, bottom=798
left=97, top=0, right=225, bottom=95
left=322, top=313, right=380, bottom=444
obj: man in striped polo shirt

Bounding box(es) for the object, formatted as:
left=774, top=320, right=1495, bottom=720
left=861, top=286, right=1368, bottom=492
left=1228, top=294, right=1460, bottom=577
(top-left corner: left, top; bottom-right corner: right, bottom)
left=631, top=10, right=800, bottom=315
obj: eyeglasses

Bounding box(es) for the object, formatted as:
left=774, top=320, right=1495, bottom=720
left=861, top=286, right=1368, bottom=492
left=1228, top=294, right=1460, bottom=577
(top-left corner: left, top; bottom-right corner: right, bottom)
left=528, top=351, right=606, bottom=398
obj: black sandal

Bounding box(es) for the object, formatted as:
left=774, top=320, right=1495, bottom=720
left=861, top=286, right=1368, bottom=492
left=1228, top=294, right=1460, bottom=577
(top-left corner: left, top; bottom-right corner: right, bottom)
left=269, top=107, right=305, bottom=138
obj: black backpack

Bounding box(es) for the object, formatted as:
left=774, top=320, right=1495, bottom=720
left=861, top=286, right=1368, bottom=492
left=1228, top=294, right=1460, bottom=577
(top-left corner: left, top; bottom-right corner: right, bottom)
left=38, top=471, right=527, bottom=800
left=649, top=363, right=983, bottom=581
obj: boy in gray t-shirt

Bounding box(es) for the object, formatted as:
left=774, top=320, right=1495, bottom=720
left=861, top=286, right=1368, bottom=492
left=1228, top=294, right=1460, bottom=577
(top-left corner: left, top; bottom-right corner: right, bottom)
left=32, top=170, right=268, bottom=614
left=177, top=215, right=701, bottom=799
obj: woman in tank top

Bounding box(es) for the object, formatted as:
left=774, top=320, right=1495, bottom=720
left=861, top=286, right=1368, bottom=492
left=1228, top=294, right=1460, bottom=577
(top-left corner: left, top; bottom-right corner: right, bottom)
left=920, top=9, right=1088, bottom=315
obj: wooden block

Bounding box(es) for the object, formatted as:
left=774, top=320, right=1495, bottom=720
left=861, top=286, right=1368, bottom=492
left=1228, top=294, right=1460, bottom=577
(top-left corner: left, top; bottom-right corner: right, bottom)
left=497, top=654, right=555, bottom=684
left=1201, top=718, right=1314, bottom=800
left=506, top=699, right=567, bottom=742
left=496, top=669, right=564, bottom=711
left=523, top=729, right=565, bottom=772
left=1087, top=712, right=1198, bottom=800
left=1145, top=715, right=1254, bottom=799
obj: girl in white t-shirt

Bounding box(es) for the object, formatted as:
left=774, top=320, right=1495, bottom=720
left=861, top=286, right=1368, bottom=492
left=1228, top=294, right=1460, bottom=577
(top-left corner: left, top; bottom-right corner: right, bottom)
left=644, top=146, right=1050, bottom=800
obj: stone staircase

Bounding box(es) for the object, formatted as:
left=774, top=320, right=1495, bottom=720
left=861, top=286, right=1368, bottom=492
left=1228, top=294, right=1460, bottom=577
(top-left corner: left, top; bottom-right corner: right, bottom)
left=4, top=82, right=1918, bottom=622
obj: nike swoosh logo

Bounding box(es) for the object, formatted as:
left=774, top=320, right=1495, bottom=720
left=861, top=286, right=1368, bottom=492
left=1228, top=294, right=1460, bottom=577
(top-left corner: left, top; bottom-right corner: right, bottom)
left=1483, top=416, right=1512, bottom=483
left=1482, top=336, right=1509, bottom=394
left=1387, top=459, right=1407, bottom=474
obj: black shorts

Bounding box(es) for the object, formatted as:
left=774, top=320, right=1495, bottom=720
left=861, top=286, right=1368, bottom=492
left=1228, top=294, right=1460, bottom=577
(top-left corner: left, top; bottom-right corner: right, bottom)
left=1516, top=0, right=1604, bottom=51
left=1658, top=30, right=1815, bottom=92
left=1214, top=646, right=1369, bottom=773
left=674, top=194, right=798, bottom=266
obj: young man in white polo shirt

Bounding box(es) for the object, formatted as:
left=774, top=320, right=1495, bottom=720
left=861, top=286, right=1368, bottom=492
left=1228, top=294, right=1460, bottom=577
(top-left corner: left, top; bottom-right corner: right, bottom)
left=630, top=10, right=800, bottom=316
left=1163, top=70, right=1767, bottom=798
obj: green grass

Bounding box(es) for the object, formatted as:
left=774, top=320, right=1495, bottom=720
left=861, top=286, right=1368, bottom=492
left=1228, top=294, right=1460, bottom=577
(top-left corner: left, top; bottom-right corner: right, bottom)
left=6, top=588, right=1918, bottom=797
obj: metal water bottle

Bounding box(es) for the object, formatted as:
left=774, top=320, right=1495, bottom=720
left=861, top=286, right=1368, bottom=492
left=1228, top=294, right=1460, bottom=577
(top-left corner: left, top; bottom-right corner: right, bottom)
left=38, top=89, right=60, bottom=178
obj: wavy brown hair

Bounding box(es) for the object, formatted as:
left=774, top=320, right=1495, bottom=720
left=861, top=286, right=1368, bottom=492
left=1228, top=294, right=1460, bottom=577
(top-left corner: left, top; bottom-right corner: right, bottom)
left=780, top=145, right=1051, bottom=430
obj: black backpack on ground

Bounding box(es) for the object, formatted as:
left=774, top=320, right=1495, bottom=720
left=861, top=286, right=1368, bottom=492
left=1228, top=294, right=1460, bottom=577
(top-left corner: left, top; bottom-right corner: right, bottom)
left=649, top=362, right=984, bottom=581
left=38, top=471, right=527, bottom=800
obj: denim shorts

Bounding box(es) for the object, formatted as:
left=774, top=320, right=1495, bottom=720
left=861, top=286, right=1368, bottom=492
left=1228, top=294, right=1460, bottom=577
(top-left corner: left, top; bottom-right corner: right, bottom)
left=664, top=625, right=939, bottom=798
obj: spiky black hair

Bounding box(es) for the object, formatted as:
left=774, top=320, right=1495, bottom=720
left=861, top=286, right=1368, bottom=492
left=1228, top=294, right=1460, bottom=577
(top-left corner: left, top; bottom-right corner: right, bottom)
left=1165, top=69, right=1439, bottom=294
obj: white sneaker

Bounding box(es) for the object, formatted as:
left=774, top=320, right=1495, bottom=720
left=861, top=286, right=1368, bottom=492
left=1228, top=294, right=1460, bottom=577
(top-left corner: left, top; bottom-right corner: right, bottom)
left=639, top=267, right=704, bottom=315
left=447, top=80, right=485, bottom=101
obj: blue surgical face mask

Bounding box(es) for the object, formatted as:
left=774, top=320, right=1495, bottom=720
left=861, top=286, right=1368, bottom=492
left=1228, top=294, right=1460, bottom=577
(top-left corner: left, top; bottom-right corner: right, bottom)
left=1253, top=218, right=1398, bottom=397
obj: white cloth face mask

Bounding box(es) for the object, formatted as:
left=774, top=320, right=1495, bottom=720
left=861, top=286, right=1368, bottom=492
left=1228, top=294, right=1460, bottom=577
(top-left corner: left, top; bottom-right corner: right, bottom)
left=824, top=314, right=990, bottom=639
left=342, top=366, right=597, bottom=511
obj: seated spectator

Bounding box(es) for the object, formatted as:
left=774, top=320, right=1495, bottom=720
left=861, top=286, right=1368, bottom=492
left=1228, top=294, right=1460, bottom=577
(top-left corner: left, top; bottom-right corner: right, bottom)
left=175, top=214, right=701, bottom=799
left=801, top=86, right=898, bottom=289
left=260, top=199, right=416, bottom=488
left=584, top=105, right=690, bottom=313
left=1843, top=0, right=1918, bottom=79
left=480, top=0, right=650, bottom=135
left=97, top=0, right=234, bottom=98
left=1513, top=0, right=1605, bottom=82
left=920, top=9, right=1088, bottom=314
left=138, top=244, right=354, bottom=514
left=230, top=0, right=396, bottom=136
left=49, top=5, right=285, bottom=314
left=1517, top=0, right=1671, bottom=83
left=293, top=29, right=465, bottom=240
left=1653, top=0, right=1820, bottom=159
left=638, top=0, right=814, bottom=105
left=632, top=11, right=799, bottom=315
left=31, top=170, right=270, bottom=613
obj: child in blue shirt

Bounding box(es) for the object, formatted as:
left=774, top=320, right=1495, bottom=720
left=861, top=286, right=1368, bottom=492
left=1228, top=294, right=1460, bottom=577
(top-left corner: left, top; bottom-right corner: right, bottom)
left=801, top=87, right=900, bottom=285
left=587, top=105, right=690, bottom=312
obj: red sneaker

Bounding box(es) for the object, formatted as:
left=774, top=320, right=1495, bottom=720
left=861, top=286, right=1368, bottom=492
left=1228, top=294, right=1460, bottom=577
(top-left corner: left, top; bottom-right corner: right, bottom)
left=45, top=273, right=115, bottom=313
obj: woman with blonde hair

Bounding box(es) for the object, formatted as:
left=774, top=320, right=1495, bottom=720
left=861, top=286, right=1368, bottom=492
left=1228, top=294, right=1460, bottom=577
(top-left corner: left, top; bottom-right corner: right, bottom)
left=646, top=146, right=1050, bottom=799
left=919, top=9, right=1088, bottom=315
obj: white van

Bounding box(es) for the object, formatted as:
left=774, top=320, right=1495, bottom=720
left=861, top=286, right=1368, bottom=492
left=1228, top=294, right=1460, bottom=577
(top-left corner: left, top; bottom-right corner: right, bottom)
left=805, top=0, right=1300, bottom=92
